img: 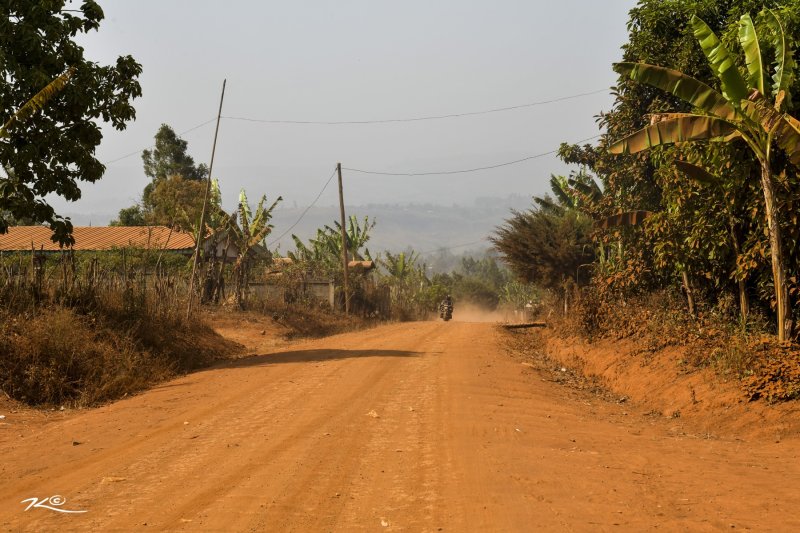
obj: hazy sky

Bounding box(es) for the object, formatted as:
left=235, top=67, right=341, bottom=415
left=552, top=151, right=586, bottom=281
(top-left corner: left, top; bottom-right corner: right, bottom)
left=50, top=0, right=637, bottom=223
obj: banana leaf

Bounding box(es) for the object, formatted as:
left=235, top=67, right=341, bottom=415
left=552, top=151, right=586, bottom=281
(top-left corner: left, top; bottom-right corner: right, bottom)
left=567, top=177, right=603, bottom=203
left=649, top=112, right=703, bottom=124
left=674, top=160, right=721, bottom=187
left=773, top=114, right=800, bottom=165
left=549, top=175, right=574, bottom=207
left=614, top=63, right=737, bottom=120
left=595, top=211, right=653, bottom=230
left=691, top=16, right=749, bottom=104
left=742, top=95, right=800, bottom=165
left=763, top=8, right=796, bottom=108
left=1, top=67, right=75, bottom=138
left=738, top=14, right=765, bottom=94
left=609, top=115, right=737, bottom=154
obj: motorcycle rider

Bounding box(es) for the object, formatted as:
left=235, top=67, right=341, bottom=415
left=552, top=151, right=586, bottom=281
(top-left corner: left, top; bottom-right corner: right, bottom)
left=443, top=294, right=453, bottom=308
left=440, top=294, right=453, bottom=318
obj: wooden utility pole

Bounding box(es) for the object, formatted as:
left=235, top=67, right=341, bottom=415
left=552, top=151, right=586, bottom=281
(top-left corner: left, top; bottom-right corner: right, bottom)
left=337, top=162, right=350, bottom=315
left=187, top=79, right=226, bottom=319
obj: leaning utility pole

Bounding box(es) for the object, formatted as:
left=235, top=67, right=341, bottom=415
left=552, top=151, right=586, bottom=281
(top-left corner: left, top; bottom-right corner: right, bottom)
left=187, top=79, right=226, bottom=319
left=337, top=162, right=350, bottom=315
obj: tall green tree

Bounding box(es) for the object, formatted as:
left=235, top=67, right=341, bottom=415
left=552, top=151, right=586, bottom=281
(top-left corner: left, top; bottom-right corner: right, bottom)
left=113, top=124, right=209, bottom=228
left=609, top=9, right=800, bottom=340
left=0, top=1, right=142, bottom=244
left=142, top=124, right=208, bottom=183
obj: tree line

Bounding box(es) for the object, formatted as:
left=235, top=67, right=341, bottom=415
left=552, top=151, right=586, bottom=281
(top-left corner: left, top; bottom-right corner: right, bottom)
left=493, top=1, right=800, bottom=341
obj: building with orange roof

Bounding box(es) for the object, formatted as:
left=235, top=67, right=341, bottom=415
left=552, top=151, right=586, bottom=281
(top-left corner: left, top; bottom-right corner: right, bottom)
left=0, top=226, right=195, bottom=254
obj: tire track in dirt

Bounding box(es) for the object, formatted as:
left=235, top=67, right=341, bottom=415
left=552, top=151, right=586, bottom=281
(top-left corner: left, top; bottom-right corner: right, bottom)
left=172, top=323, right=448, bottom=532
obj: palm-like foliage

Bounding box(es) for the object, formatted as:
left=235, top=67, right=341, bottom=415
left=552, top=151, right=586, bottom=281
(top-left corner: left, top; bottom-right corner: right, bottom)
left=379, top=251, right=420, bottom=281
left=378, top=250, right=432, bottom=317
left=1, top=67, right=75, bottom=139
left=229, top=190, right=282, bottom=267
left=289, top=215, right=375, bottom=277
left=534, top=173, right=602, bottom=215
left=214, top=189, right=282, bottom=306
left=609, top=9, right=799, bottom=340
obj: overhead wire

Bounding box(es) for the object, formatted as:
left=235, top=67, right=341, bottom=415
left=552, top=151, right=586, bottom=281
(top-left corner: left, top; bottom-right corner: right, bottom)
left=102, top=117, right=217, bottom=166
left=268, top=166, right=338, bottom=246
left=342, top=134, right=602, bottom=177
left=101, top=88, right=608, bottom=166
left=221, top=88, right=607, bottom=125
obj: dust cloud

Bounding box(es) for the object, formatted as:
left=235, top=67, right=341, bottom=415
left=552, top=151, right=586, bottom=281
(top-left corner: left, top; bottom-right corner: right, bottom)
left=442, top=303, right=522, bottom=323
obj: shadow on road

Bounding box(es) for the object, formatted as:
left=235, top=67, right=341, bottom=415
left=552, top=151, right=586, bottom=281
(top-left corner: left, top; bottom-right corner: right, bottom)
left=222, top=348, right=422, bottom=368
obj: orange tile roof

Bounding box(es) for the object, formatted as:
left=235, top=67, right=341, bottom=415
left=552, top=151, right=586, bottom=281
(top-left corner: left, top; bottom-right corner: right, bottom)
left=0, top=226, right=196, bottom=252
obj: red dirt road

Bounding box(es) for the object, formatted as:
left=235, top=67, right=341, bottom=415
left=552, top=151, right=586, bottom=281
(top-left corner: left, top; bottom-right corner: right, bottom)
left=2, top=322, right=799, bottom=531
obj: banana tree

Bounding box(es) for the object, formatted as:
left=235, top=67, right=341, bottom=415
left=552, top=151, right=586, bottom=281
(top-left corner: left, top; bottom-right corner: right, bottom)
left=533, top=174, right=600, bottom=215
left=0, top=68, right=75, bottom=139
left=289, top=215, right=375, bottom=276
left=216, top=189, right=282, bottom=307
left=378, top=250, right=427, bottom=315
left=379, top=251, right=420, bottom=282
left=609, top=10, right=800, bottom=340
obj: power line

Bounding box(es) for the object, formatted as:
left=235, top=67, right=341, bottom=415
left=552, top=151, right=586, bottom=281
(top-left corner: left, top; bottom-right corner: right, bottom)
left=102, top=117, right=217, bottom=166
left=268, top=166, right=338, bottom=246
left=221, top=89, right=607, bottom=126
left=342, top=134, right=602, bottom=177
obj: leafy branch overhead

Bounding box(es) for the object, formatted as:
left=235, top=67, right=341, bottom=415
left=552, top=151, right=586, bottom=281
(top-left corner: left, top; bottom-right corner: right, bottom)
left=0, top=1, right=142, bottom=244
left=0, top=68, right=75, bottom=139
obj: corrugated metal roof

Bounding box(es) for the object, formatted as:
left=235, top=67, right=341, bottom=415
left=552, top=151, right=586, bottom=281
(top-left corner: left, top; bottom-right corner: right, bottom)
left=0, top=226, right=196, bottom=252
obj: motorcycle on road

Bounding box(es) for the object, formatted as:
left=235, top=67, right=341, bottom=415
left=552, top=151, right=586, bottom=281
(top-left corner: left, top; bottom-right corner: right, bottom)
left=439, top=301, right=453, bottom=321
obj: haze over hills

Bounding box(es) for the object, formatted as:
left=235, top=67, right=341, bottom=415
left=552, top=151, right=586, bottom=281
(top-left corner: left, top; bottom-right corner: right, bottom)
left=60, top=194, right=533, bottom=260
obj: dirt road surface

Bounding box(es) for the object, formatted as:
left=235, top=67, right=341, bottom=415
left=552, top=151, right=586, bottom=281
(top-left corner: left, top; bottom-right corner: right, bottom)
left=2, top=322, right=799, bottom=532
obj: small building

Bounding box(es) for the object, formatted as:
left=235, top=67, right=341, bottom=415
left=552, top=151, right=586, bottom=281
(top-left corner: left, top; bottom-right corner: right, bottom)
left=0, top=226, right=195, bottom=254
left=0, top=226, right=270, bottom=262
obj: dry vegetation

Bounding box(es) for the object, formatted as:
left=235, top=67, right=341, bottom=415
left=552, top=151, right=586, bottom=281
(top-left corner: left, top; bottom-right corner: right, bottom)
left=0, top=248, right=384, bottom=408
left=543, top=287, right=800, bottom=404
left=0, top=251, right=240, bottom=407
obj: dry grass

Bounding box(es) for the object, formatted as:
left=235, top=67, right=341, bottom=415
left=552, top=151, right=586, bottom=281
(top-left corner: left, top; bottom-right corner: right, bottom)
left=0, top=250, right=241, bottom=407
left=0, top=305, right=240, bottom=407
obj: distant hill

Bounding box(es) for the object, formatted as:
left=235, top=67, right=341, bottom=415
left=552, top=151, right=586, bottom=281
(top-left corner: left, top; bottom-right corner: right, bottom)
left=268, top=195, right=532, bottom=258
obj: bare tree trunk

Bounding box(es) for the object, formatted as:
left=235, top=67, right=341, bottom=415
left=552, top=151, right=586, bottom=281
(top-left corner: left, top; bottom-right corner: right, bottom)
left=681, top=270, right=696, bottom=318
left=737, top=279, right=749, bottom=322
left=761, top=160, right=790, bottom=341
left=727, top=214, right=749, bottom=322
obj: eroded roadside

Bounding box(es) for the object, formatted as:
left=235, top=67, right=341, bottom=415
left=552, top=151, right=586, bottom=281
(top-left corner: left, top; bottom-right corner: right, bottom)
left=503, top=326, right=800, bottom=442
